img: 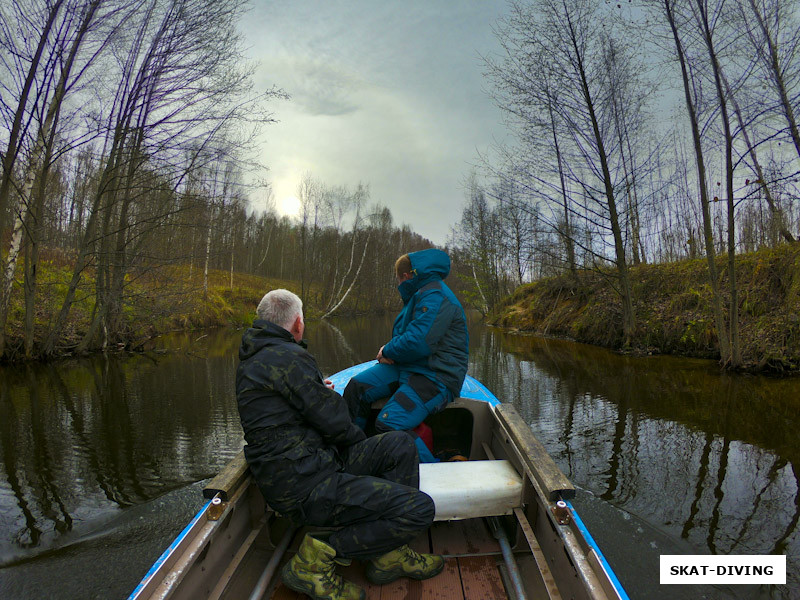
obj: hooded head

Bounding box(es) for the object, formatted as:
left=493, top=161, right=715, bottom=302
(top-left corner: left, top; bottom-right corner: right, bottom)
left=397, top=248, right=451, bottom=301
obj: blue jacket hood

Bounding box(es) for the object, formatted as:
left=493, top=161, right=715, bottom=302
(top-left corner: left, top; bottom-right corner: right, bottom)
left=398, top=249, right=451, bottom=302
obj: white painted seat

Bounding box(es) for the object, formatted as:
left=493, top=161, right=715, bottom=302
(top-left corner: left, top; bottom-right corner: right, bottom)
left=419, top=460, right=523, bottom=521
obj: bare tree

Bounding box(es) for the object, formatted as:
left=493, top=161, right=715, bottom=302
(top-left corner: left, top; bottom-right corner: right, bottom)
left=451, top=173, right=511, bottom=313
left=487, top=0, right=650, bottom=342
left=655, top=0, right=731, bottom=361
left=41, top=0, right=274, bottom=356
left=0, top=0, right=67, bottom=219
left=491, top=176, right=537, bottom=285
left=0, top=0, right=108, bottom=357
left=741, top=0, right=800, bottom=164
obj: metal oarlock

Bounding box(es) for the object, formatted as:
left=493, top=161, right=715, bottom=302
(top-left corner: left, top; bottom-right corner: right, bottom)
left=551, top=500, right=571, bottom=525
left=207, top=496, right=224, bottom=521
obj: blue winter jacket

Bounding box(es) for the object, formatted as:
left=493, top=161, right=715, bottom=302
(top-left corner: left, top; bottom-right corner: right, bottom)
left=382, top=249, right=469, bottom=395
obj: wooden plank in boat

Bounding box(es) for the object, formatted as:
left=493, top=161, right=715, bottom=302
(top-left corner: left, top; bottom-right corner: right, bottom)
left=382, top=559, right=464, bottom=600
left=410, top=530, right=432, bottom=554
left=377, top=574, right=414, bottom=599
left=339, top=561, right=382, bottom=599
left=494, top=404, right=575, bottom=501
left=377, top=533, right=447, bottom=600
left=429, top=559, right=465, bottom=600
left=458, top=555, right=506, bottom=600
left=378, top=558, right=461, bottom=600
left=269, top=583, right=300, bottom=600
left=430, top=519, right=500, bottom=556
left=204, top=450, right=249, bottom=501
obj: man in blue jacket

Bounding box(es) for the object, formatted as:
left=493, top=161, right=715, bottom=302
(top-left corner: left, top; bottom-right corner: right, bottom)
left=343, top=249, right=469, bottom=463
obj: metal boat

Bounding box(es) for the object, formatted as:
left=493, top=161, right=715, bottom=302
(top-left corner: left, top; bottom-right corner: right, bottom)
left=128, top=361, right=629, bottom=600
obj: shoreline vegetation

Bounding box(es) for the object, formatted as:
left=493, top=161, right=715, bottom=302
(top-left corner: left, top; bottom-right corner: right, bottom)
left=491, top=243, right=800, bottom=375
left=2, top=256, right=348, bottom=363
left=6, top=244, right=800, bottom=376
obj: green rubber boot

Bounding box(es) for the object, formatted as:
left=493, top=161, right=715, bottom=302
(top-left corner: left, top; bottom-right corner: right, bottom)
left=281, top=534, right=365, bottom=600
left=365, top=544, right=445, bottom=585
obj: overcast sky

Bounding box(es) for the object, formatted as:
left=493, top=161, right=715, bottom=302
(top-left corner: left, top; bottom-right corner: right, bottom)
left=239, top=1, right=510, bottom=245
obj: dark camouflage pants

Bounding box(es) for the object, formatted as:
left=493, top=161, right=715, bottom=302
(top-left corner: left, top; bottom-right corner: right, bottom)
left=295, top=431, right=435, bottom=560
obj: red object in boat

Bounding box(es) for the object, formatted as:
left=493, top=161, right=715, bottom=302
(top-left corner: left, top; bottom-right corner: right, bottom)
left=412, top=422, right=433, bottom=451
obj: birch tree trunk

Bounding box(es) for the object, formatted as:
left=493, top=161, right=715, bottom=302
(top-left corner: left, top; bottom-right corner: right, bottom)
left=322, top=230, right=371, bottom=319
left=0, top=0, right=102, bottom=357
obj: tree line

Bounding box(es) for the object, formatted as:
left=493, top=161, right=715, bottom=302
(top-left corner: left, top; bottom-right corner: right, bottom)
left=450, top=0, right=800, bottom=368
left=0, top=0, right=435, bottom=361
left=241, top=174, right=435, bottom=321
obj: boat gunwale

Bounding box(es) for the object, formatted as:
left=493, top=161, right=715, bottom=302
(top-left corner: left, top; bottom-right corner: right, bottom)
left=127, top=497, right=214, bottom=600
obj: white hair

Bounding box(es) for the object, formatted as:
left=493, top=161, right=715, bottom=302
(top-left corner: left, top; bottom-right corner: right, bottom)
left=256, top=289, right=303, bottom=330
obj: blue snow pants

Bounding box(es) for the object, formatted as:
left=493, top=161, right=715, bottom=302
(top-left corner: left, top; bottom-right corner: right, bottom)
left=343, top=363, right=452, bottom=463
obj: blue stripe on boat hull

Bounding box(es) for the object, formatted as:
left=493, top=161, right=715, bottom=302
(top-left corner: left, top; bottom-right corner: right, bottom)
left=127, top=499, right=212, bottom=600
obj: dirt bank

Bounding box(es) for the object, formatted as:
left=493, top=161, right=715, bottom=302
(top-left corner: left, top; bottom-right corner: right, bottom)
left=491, top=244, right=800, bottom=374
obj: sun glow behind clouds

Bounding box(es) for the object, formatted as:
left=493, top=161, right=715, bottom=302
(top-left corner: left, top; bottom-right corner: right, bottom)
left=278, top=195, right=301, bottom=217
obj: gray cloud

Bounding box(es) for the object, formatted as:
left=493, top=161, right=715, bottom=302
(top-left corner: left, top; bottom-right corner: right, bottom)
left=241, top=1, right=509, bottom=244
left=266, top=55, right=362, bottom=117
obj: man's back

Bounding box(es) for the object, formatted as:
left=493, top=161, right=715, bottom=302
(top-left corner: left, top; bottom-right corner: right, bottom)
left=236, top=318, right=363, bottom=512
left=237, top=288, right=444, bottom=599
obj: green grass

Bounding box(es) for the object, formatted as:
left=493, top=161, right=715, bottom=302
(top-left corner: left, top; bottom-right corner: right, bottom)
left=490, top=243, right=800, bottom=373
left=3, top=256, right=316, bottom=360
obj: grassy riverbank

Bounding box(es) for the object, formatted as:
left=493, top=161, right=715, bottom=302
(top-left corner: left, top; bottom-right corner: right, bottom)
left=5, top=258, right=301, bottom=359
left=491, top=243, right=800, bottom=373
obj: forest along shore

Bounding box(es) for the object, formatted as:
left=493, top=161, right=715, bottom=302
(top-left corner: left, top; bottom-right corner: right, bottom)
left=1, top=258, right=401, bottom=364
left=491, top=243, right=800, bottom=375
left=8, top=243, right=800, bottom=376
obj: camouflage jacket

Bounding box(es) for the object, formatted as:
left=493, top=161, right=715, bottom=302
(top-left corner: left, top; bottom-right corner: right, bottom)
left=236, top=320, right=365, bottom=513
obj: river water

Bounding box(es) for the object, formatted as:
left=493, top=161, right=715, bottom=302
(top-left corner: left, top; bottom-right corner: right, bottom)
left=0, top=316, right=797, bottom=599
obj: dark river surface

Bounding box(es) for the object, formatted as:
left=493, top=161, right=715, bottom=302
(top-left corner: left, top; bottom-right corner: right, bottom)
left=0, top=315, right=797, bottom=599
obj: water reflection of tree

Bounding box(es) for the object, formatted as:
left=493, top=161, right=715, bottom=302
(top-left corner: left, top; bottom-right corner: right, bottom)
left=0, top=341, right=245, bottom=559
left=309, top=315, right=394, bottom=376
left=29, top=367, right=72, bottom=539
left=91, top=358, right=148, bottom=506
left=493, top=330, right=800, bottom=584
left=773, top=462, right=800, bottom=556
left=682, top=430, right=713, bottom=544
left=315, top=320, right=360, bottom=375
left=1, top=377, right=41, bottom=548
left=467, top=326, right=512, bottom=398
left=51, top=367, right=124, bottom=509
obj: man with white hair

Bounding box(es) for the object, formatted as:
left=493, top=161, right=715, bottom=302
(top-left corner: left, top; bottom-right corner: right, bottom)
left=236, top=289, right=444, bottom=600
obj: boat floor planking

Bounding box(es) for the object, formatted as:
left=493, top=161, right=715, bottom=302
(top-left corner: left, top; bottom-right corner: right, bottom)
left=130, top=390, right=627, bottom=600
left=268, top=523, right=508, bottom=600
